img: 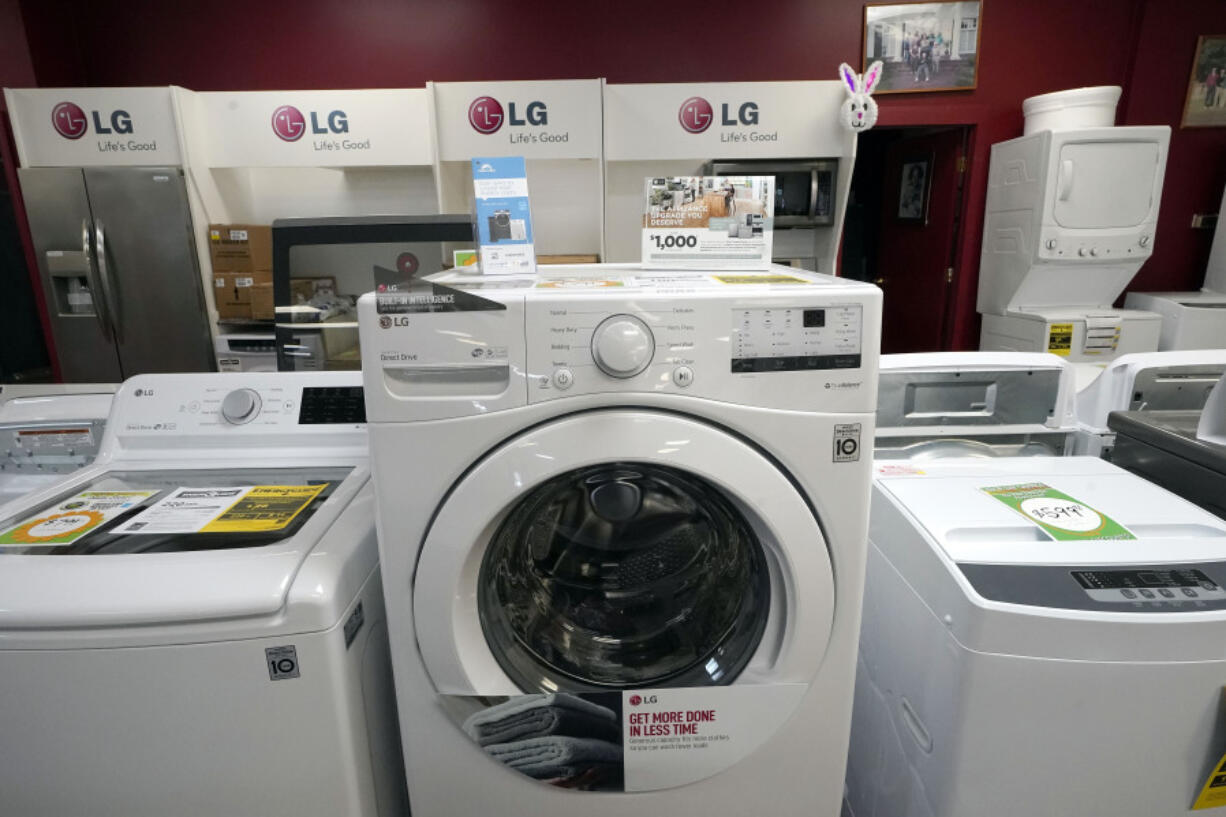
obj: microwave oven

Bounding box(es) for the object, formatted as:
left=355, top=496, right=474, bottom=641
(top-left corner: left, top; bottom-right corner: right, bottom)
left=705, top=159, right=838, bottom=228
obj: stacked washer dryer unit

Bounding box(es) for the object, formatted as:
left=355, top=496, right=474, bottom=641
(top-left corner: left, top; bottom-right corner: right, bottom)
left=846, top=353, right=1226, bottom=817
left=359, top=264, right=882, bottom=816
left=977, top=87, right=1170, bottom=366
left=1074, top=350, right=1226, bottom=456
left=0, top=372, right=407, bottom=817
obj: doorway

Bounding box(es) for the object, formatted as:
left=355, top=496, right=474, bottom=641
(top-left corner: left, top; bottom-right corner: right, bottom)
left=843, top=125, right=971, bottom=354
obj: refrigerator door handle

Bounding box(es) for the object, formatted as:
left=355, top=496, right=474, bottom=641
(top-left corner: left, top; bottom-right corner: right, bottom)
left=82, top=218, right=113, bottom=341
left=93, top=219, right=123, bottom=343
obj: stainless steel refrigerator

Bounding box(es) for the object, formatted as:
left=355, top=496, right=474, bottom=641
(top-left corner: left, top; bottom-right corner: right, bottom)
left=18, top=166, right=214, bottom=381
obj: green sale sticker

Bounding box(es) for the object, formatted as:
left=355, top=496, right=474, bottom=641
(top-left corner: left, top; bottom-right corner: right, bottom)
left=982, top=482, right=1136, bottom=541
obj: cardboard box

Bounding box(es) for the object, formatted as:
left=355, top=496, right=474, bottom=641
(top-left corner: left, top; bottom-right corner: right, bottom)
left=214, top=271, right=274, bottom=320
left=289, top=276, right=338, bottom=304
left=208, top=224, right=273, bottom=272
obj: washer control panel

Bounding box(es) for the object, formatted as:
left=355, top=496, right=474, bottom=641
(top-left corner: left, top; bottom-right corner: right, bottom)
left=1072, top=568, right=1226, bottom=605
left=524, top=292, right=873, bottom=411
left=731, top=306, right=863, bottom=373
left=109, top=374, right=366, bottom=442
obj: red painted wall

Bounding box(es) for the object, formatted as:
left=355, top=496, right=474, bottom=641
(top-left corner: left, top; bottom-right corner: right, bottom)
left=0, top=0, right=34, bottom=90
left=11, top=0, right=1226, bottom=349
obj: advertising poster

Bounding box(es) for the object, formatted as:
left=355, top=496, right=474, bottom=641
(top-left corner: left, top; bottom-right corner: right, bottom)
left=472, top=156, right=536, bottom=275
left=641, top=176, right=774, bottom=270
left=444, top=684, right=804, bottom=792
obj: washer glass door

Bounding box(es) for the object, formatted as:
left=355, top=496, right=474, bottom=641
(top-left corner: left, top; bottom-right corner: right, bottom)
left=413, top=410, right=836, bottom=697
left=480, top=461, right=770, bottom=692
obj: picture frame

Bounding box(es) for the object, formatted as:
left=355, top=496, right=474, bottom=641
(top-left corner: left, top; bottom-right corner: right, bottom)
left=897, top=155, right=933, bottom=223
left=1181, top=35, right=1226, bottom=128
left=863, top=1, right=982, bottom=95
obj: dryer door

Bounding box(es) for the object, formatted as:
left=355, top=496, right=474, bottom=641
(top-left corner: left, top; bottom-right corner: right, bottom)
left=413, top=410, right=835, bottom=697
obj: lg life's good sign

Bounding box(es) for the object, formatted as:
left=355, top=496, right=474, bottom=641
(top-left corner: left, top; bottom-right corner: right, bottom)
left=4, top=87, right=183, bottom=167
left=432, top=80, right=602, bottom=161
left=202, top=89, right=432, bottom=167
left=604, top=81, right=850, bottom=161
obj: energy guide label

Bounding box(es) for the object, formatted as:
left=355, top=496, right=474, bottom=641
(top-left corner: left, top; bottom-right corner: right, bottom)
left=114, top=484, right=327, bottom=534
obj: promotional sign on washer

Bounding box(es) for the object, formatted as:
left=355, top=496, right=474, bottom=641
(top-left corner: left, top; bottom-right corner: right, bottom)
left=114, top=484, right=326, bottom=534
left=445, top=684, right=805, bottom=792
left=0, top=490, right=158, bottom=547
left=982, top=482, right=1136, bottom=541
left=642, top=176, right=774, bottom=270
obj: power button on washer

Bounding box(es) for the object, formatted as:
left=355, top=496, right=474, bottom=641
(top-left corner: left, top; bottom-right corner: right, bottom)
left=672, top=366, right=694, bottom=387
left=553, top=368, right=574, bottom=390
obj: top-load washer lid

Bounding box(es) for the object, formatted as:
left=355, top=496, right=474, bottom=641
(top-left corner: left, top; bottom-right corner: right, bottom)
left=875, top=456, right=1226, bottom=616
left=875, top=456, right=1226, bottom=567
left=0, top=464, right=362, bottom=629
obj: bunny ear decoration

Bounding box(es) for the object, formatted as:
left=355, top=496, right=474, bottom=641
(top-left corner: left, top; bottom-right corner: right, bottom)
left=863, top=61, right=884, bottom=95
left=839, top=63, right=859, bottom=97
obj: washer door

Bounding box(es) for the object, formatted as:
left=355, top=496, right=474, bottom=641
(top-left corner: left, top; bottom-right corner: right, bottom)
left=414, top=410, right=835, bottom=696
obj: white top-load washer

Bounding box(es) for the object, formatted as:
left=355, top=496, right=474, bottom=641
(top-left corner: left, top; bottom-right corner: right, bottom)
left=1126, top=184, right=1226, bottom=350
left=977, top=117, right=1170, bottom=364
left=846, top=353, right=1226, bottom=817
left=1073, top=350, right=1226, bottom=455
left=0, top=385, right=114, bottom=506
left=358, top=264, right=881, bottom=815
left=0, top=372, right=407, bottom=817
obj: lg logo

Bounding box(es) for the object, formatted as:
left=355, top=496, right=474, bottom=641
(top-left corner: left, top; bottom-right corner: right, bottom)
left=378, top=315, right=410, bottom=328
left=271, top=105, right=349, bottom=142
left=678, top=97, right=713, bottom=134
left=678, top=96, right=760, bottom=133
left=378, top=316, right=393, bottom=329
left=468, top=96, right=548, bottom=134
left=629, top=694, right=658, bottom=706
left=51, top=101, right=133, bottom=140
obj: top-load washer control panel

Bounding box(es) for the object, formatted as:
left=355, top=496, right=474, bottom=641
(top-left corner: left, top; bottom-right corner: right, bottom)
left=105, top=373, right=366, bottom=453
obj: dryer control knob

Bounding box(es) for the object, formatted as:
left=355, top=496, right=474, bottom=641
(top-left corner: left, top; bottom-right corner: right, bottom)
left=591, top=314, right=655, bottom=378
left=220, top=388, right=262, bottom=425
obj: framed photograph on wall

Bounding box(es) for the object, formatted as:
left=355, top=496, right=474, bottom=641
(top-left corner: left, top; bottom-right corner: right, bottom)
left=897, top=155, right=932, bottom=223
left=863, top=1, right=982, bottom=94
left=1181, top=35, right=1226, bottom=128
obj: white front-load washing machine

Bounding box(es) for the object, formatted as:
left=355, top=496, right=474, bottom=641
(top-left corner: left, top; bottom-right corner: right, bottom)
left=846, top=353, right=1226, bottom=817
left=359, top=264, right=882, bottom=815
left=0, top=372, right=407, bottom=817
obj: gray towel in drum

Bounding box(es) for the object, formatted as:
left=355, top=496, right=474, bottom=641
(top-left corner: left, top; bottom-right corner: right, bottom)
left=462, top=693, right=619, bottom=747
left=484, top=735, right=623, bottom=780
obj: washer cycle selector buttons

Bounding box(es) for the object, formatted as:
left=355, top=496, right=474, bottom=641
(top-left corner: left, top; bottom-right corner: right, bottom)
left=591, top=314, right=655, bottom=378
left=220, top=388, right=262, bottom=425
left=553, top=368, right=574, bottom=390
left=673, top=366, right=694, bottom=387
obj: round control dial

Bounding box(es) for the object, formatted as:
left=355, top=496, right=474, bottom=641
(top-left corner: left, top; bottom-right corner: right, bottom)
left=220, top=388, right=262, bottom=425
left=591, top=314, right=655, bottom=378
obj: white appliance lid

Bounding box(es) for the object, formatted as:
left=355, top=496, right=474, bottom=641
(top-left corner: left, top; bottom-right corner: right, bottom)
left=875, top=456, right=1226, bottom=565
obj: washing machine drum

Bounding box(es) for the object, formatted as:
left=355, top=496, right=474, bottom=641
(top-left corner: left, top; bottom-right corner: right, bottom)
left=479, top=462, right=770, bottom=692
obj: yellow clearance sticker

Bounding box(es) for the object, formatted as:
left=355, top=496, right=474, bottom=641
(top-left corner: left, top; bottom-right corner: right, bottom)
left=714, top=274, right=808, bottom=285
left=201, top=484, right=328, bottom=533
left=1047, top=323, right=1073, bottom=356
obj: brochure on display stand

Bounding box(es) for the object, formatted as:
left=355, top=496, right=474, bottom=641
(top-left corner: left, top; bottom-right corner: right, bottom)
left=641, top=176, right=775, bottom=270
left=472, top=156, right=537, bottom=275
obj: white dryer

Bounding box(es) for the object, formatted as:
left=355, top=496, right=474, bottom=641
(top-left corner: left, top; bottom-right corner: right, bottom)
left=0, top=372, right=407, bottom=817
left=847, top=353, right=1226, bottom=817
left=359, top=264, right=882, bottom=815
left=0, top=386, right=114, bottom=506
